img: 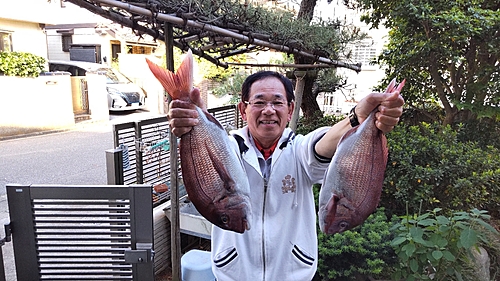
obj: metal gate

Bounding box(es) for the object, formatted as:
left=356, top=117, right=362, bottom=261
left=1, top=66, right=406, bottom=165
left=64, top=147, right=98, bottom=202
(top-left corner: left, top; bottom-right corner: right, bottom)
left=5, top=184, right=154, bottom=281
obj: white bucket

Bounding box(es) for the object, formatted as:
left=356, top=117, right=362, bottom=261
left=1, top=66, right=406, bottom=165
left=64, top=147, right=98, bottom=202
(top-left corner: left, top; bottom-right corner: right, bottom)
left=181, top=249, right=215, bottom=281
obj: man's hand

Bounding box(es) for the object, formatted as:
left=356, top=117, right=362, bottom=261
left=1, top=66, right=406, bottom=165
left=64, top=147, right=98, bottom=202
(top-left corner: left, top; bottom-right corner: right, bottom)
left=355, top=79, right=405, bottom=134
left=167, top=88, right=205, bottom=137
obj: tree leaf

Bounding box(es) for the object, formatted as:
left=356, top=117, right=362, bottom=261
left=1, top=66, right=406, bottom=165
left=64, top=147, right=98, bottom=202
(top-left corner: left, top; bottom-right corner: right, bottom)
left=406, top=243, right=416, bottom=256
left=392, top=236, right=407, bottom=246
left=432, top=250, right=443, bottom=260
left=443, top=250, right=456, bottom=261
left=460, top=228, right=478, bottom=249
left=417, top=218, right=436, bottom=226
left=410, top=258, right=419, bottom=273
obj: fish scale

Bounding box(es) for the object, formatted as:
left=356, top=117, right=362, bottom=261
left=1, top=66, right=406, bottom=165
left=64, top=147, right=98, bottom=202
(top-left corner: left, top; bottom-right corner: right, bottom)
left=318, top=110, right=388, bottom=234
left=181, top=108, right=238, bottom=198
left=179, top=107, right=252, bottom=233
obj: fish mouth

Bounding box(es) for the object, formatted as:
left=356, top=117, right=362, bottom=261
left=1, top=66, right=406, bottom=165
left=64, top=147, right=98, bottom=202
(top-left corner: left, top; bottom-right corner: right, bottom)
left=227, top=201, right=251, bottom=231
left=243, top=219, right=250, bottom=231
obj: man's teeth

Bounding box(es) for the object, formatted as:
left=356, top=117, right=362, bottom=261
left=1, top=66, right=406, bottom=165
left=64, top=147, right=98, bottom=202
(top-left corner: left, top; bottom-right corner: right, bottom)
left=261, top=121, right=276, bottom=124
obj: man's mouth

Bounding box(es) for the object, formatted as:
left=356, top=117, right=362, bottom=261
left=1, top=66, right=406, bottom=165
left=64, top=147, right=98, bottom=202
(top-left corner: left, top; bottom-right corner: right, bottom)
left=260, top=120, right=278, bottom=125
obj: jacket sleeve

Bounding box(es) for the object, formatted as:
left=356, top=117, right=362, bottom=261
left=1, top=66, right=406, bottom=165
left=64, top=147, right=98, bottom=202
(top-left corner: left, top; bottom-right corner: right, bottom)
left=294, top=127, right=332, bottom=185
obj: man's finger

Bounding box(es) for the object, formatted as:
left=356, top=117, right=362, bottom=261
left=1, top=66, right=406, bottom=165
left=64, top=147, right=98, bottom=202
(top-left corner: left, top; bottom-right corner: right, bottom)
left=189, top=88, right=206, bottom=110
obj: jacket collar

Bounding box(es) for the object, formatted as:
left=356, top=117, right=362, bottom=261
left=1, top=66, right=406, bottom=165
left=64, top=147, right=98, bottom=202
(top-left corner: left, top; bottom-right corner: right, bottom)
left=231, top=127, right=295, bottom=156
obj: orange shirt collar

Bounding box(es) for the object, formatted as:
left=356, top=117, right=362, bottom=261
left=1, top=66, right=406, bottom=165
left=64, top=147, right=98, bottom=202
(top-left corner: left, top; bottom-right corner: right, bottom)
left=253, top=138, right=279, bottom=160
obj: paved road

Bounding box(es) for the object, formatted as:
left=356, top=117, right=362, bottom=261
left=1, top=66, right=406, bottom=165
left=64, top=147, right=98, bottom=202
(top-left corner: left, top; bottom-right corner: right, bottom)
left=0, top=109, right=162, bottom=280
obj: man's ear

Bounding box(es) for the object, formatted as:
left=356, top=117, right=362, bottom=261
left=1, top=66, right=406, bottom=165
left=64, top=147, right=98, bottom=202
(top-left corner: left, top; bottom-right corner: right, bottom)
left=287, top=101, right=295, bottom=122
left=238, top=102, right=248, bottom=121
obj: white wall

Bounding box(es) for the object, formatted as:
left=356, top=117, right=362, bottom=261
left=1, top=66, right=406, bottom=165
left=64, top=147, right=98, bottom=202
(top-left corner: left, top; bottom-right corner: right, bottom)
left=46, top=29, right=69, bottom=61
left=46, top=27, right=114, bottom=64
left=0, top=75, right=75, bottom=138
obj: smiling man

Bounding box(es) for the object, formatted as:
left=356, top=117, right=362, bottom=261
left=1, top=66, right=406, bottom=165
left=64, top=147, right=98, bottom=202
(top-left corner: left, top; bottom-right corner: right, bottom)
left=168, top=71, right=404, bottom=280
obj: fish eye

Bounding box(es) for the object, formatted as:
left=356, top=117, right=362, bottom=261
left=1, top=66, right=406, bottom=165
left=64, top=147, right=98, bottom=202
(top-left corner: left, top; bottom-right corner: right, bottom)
left=339, top=221, right=349, bottom=229
left=220, top=214, right=229, bottom=224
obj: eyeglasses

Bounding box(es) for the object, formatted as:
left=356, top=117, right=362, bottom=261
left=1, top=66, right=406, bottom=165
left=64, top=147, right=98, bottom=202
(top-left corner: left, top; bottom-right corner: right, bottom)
left=244, top=100, right=288, bottom=110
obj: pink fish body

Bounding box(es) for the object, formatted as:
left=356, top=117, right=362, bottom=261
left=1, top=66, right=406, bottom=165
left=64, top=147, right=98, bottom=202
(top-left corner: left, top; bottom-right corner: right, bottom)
left=319, top=79, right=405, bottom=234
left=146, top=50, right=252, bottom=233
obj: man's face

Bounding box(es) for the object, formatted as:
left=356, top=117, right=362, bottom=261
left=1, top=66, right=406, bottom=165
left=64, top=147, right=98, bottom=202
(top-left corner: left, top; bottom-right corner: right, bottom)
left=238, top=77, right=294, bottom=147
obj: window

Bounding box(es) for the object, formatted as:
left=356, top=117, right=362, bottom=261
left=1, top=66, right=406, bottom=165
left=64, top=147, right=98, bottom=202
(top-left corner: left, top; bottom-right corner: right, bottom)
left=353, top=42, right=377, bottom=65
left=62, top=34, right=72, bottom=52
left=0, top=32, right=12, bottom=52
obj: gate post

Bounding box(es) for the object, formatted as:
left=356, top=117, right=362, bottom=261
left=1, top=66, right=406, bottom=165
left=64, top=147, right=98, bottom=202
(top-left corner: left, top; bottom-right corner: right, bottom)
left=106, top=148, right=124, bottom=185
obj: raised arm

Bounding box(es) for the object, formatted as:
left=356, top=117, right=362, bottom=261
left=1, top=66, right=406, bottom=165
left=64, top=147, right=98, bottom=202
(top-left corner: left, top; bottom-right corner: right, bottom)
left=314, top=81, right=405, bottom=159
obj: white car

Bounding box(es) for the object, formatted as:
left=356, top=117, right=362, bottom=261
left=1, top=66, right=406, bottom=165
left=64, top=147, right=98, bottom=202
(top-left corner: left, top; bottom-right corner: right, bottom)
left=49, top=60, right=147, bottom=111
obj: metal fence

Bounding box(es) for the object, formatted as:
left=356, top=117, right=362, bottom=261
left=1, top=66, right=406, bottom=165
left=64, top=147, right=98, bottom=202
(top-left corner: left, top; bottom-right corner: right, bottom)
left=107, top=105, right=243, bottom=207
left=108, top=115, right=176, bottom=206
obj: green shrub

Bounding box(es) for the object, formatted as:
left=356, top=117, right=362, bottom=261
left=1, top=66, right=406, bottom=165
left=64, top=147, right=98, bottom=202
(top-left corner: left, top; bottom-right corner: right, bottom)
left=456, top=118, right=500, bottom=150
left=0, top=51, right=46, bottom=77
left=391, top=208, right=499, bottom=281
left=295, top=113, right=344, bottom=135
left=383, top=122, right=500, bottom=217
left=314, top=203, right=397, bottom=281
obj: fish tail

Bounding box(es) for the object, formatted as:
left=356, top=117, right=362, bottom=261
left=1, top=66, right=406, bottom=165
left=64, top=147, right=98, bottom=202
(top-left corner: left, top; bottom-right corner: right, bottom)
left=146, top=49, right=193, bottom=100
left=385, top=78, right=397, bottom=93
left=395, top=79, right=406, bottom=93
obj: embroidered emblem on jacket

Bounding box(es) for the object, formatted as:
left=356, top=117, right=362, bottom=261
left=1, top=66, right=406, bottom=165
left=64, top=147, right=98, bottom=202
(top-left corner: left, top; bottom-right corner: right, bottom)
left=282, top=175, right=296, bottom=193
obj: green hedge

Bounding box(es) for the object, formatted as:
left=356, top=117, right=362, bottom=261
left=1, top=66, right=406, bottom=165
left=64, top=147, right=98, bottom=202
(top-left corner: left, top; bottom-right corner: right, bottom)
left=382, top=122, right=500, bottom=217
left=0, top=51, right=46, bottom=77
left=313, top=206, right=397, bottom=281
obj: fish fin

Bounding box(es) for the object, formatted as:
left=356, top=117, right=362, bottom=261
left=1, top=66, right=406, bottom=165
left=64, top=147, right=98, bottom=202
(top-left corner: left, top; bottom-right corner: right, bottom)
left=323, top=194, right=340, bottom=225
left=145, top=49, right=193, bottom=100
left=339, top=198, right=356, bottom=211
left=381, top=134, right=389, bottom=167
left=206, top=143, right=236, bottom=193
left=202, top=110, right=225, bottom=131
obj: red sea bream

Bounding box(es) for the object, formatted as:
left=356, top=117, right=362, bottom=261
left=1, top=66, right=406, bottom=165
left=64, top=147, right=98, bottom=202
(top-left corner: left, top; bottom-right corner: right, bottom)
left=319, top=79, right=405, bottom=234
left=146, top=50, right=252, bottom=233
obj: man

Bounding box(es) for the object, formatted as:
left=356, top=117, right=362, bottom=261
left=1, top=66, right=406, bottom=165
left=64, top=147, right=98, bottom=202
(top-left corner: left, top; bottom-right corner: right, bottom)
left=168, top=71, right=404, bottom=280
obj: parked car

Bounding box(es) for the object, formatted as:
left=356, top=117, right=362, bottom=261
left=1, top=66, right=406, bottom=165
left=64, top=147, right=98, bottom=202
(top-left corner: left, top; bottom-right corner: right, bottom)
left=48, top=60, right=147, bottom=112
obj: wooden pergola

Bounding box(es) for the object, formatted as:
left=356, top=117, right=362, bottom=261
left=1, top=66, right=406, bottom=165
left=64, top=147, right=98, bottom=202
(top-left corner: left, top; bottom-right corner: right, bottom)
left=66, top=0, right=361, bottom=71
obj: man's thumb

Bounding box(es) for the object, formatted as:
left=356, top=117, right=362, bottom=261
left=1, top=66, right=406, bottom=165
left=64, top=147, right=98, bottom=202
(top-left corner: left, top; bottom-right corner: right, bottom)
left=189, top=88, right=206, bottom=110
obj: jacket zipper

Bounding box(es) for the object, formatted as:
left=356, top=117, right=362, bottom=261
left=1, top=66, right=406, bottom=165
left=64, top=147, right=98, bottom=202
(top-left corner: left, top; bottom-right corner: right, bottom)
left=261, top=177, right=268, bottom=281
left=260, top=149, right=285, bottom=281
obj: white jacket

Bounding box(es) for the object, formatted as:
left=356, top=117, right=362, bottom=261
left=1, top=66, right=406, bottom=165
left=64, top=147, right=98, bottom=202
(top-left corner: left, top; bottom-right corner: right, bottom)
left=211, top=126, right=331, bottom=281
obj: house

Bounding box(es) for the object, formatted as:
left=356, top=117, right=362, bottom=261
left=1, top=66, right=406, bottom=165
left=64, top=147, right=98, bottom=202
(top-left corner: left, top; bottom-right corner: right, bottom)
left=0, top=0, right=80, bottom=138
left=0, top=0, right=168, bottom=140
left=45, top=22, right=159, bottom=65
left=314, top=2, right=389, bottom=115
